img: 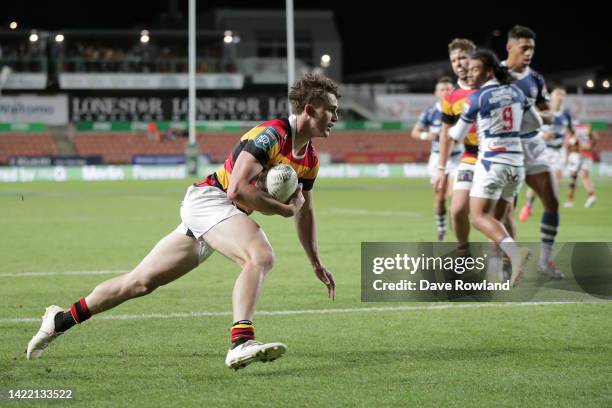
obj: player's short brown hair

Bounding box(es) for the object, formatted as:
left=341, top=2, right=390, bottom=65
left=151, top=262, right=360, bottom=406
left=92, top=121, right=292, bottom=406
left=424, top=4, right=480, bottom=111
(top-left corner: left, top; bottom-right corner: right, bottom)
left=437, top=76, right=453, bottom=84
left=448, top=38, right=476, bottom=55
left=289, top=73, right=340, bottom=114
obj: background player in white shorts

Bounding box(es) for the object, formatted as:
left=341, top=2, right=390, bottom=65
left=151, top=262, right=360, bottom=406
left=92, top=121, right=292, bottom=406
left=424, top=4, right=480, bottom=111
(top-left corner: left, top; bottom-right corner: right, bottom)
left=540, top=85, right=574, bottom=196
left=565, top=121, right=598, bottom=208
left=449, top=49, right=539, bottom=286
left=411, top=76, right=462, bottom=240
left=26, top=74, right=338, bottom=370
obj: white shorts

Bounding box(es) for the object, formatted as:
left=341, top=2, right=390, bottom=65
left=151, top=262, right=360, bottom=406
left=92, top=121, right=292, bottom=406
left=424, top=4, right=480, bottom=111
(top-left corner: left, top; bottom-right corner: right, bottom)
left=453, top=161, right=475, bottom=191
left=470, top=161, right=525, bottom=203
left=567, top=152, right=593, bottom=173
left=522, top=133, right=551, bottom=175
left=545, top=148, right=563, bottom=172
left=427, top=151, right=461, bottom=184
left=174, top=185, right=244, bottom=262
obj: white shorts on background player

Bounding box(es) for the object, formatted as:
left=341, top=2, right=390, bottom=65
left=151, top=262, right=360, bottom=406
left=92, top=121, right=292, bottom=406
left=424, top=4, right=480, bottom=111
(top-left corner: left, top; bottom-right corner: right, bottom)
left=470, top=161, right=525, bottom=203
left=427, top=151, right=461, bottom=184
left=174, top=185, right=244, bottom=263
left=453, top=161, right=475, bottom=191
left=567, top=151, right=593, bottom=173
left=521, top=132, right=552, bottom=175
left=545, top=147, right=564, bottom=172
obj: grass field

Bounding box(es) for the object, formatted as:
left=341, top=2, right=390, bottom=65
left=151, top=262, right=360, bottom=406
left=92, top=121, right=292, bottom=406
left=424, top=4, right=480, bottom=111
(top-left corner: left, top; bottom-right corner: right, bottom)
left=1, top=177, right=611, bottom=407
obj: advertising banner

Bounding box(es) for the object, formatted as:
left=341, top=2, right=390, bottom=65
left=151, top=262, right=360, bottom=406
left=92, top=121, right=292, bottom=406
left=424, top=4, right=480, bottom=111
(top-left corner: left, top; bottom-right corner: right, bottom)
left=0, top=95, right=68, bottom=125
left=59, top=73, right=244, bottom=90
left=70, top=95, right=288, bottom=121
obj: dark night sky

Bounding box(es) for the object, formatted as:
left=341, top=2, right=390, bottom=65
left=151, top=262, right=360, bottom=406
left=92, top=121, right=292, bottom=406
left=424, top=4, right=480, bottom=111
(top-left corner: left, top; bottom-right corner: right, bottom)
left=5, top=0, right=612, bottom=77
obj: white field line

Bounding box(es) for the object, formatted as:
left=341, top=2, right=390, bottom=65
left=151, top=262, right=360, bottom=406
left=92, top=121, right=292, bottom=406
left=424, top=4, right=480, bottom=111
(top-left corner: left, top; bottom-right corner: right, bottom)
left=0, top=301, right=603, bottom=324
left=0, top=270, right=129, bottom=277
left=325, top=208, right=419, bottom=217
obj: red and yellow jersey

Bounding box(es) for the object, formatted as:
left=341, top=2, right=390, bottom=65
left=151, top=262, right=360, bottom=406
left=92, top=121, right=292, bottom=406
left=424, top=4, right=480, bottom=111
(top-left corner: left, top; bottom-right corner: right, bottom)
left=195, top=117, right=319, bottom=213
left=441, top=82, right=478, bottom=164
left=573, top=123, right=595, bottom=159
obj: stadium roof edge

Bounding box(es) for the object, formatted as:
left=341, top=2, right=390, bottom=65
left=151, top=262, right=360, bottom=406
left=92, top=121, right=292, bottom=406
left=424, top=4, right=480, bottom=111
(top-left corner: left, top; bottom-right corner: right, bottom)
left=344, top=60, right=450, bottom=82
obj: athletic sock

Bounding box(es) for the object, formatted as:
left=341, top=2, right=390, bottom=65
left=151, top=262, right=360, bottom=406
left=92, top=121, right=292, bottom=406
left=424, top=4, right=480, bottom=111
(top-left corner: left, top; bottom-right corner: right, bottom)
left=540, top=212, right=559, bottom=266
left=435, top=211, right=446, bottom=237
left=499, top=237, right=520, bottom=270
left=230, top=320, right=255, bottom=349
left=568, top=178, right=576, bottom=200
left=54, top=297, right=91, bottom=332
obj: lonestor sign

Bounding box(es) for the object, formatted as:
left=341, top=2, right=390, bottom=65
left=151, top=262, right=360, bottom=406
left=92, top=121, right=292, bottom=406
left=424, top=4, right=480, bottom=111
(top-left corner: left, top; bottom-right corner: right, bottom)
left=70, top=96, right=289, bottom=121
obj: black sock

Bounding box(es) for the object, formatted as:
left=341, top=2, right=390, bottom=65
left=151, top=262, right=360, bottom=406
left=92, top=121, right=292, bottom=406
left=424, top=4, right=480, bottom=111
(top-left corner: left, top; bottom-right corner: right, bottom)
left=54, top=297, right=91, bottom=332
left=54, top=311, right=77, bottom=332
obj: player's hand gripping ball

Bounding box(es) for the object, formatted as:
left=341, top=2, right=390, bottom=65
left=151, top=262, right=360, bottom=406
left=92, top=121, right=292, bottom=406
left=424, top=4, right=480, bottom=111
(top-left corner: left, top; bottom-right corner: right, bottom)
left=263, top=164, right=298, bottom=203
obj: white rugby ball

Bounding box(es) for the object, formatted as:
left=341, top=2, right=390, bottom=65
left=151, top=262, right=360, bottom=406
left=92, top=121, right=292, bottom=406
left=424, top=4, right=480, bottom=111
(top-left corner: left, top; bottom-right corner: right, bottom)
left=266, top=164, right=298, bottom=203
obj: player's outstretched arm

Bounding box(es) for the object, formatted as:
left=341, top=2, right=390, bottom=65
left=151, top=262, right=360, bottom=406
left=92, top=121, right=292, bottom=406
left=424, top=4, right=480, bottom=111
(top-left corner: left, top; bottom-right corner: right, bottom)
left=434, top=123, right=453, bottom=193
left=227, top=151, right=299, bottom=217
left=294, top=189, right=336, bottom=300
left=410, top=123, right=432, bottom=142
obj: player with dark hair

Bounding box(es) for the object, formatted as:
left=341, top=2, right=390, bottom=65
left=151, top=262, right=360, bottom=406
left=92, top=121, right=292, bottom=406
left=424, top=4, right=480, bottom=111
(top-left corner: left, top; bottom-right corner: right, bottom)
left=411, top=76, right=461, bottom=240
left=26, top=73, right=339, bottom=370
left=504, top=26, right=563, bottom=279
left=447, top=49, right=536, bottom=285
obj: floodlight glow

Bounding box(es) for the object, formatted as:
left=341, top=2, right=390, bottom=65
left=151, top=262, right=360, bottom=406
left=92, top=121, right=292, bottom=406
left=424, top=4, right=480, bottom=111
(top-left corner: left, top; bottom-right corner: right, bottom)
left=320, top=54, right=331, bottom=68
left=55, top=34, right=64, bottom=43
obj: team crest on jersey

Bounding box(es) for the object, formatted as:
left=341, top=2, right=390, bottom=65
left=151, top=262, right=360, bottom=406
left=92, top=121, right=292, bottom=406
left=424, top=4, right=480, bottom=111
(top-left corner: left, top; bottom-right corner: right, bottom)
left=255, top=134, right=271, bottom=150
left=255, top=126, right=281, bottom=151
left=530, top=86, right=538, bottom=99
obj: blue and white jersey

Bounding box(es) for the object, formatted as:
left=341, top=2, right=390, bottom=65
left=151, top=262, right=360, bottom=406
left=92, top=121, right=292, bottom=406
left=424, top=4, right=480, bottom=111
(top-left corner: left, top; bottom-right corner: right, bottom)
left=546, top=109, right=573, bottom=148
left=505, top=64, right=549, bottom=139
left=460, top=79, right=531, bottom=166
left=417, top=102, right=462, bottom=154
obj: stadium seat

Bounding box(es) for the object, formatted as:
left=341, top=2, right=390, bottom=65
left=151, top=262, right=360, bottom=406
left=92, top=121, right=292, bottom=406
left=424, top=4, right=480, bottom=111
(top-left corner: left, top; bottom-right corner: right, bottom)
left=0, top=133, right=58, bottom=165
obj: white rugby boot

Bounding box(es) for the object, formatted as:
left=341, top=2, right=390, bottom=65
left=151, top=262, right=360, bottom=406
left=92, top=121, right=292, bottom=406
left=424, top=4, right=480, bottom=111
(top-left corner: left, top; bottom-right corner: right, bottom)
left=26, top=305, right=64, bottom=359
left=584, top=195, right=596, bottom=208
left=225, top=340, right=287, bottom=370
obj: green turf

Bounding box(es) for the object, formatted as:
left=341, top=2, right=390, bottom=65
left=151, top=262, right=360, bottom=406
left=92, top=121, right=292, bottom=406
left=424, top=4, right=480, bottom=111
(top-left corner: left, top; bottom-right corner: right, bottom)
left=1, top=177, right=611, bottom=407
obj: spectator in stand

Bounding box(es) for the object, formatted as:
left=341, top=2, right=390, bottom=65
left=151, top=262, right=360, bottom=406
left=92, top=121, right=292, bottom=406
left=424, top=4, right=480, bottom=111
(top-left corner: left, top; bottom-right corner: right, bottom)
left=147, top=122, right=160, bottom=142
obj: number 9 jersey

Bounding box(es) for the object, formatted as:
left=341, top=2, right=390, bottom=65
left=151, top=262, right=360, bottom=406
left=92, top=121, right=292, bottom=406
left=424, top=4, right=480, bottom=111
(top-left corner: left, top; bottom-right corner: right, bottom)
left=458, top=79, right=531, bottom=167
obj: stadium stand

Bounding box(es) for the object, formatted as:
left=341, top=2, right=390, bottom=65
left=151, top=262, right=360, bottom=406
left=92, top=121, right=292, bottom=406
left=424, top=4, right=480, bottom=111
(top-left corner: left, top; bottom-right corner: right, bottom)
left=0, top=133, right=58, bottom=164
left=4, top=128, right=610, bottom=166
left=70, top=131, right=442, bottom=164
left=73, top=133, right=188, bottom=164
